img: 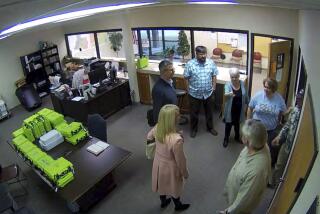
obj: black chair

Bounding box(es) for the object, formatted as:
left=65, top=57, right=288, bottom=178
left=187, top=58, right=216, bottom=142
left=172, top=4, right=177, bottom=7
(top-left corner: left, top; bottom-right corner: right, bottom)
left=87, top=114, right=107, bottom=142
left=13, top=207, right=35, bottom=214
left=175, top=89, right=188, bottom=125
left=15, top=84, right=41, bottom=111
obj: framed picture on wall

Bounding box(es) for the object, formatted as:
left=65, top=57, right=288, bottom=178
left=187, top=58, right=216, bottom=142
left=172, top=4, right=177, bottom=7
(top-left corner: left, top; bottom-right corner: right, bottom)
left=277, top=53, right=285, bottom=69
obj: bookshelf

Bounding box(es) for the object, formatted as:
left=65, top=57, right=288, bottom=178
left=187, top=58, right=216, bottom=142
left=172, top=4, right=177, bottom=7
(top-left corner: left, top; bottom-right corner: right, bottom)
left=41, top=45, right=62, bottom=76
left=20, top=45, right=62, bottom=97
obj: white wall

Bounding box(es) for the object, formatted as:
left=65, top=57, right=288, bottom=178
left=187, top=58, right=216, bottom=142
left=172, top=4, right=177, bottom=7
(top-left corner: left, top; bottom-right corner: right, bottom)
left=0, top=26, right=67, bottom=108
left=290, top=10, right=320, bottom=213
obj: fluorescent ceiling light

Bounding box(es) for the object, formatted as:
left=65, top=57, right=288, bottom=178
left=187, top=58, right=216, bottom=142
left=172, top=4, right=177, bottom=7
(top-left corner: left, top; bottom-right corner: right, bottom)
left=188, top=1, right=238, bottom=4
left=0, top=2, right=156, bottom=39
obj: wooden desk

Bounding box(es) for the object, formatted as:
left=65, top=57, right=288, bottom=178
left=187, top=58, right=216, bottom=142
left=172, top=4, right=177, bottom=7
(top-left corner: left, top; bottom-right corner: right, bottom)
left=56, top=137, right=131, bottom=212
left=11, top=137, right=131, bottom=213
left=51, top=79, right=131, bottom=123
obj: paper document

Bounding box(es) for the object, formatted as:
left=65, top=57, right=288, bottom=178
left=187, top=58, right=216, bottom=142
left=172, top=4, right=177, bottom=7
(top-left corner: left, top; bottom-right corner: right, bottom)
left=86, top=141, right=110, bottom=155
left=95, top=141, right=110, bottom=149
left=72, top=96, right=84, bottom=101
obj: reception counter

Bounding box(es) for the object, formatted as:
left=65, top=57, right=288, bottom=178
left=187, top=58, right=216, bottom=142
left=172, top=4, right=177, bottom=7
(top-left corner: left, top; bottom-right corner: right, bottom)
left=136, top=62, right=247, bottom=113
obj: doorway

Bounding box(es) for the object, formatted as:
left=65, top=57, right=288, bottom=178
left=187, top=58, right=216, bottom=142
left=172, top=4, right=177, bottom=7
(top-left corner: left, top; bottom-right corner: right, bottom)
left=249, top=34, right=294, bottom=101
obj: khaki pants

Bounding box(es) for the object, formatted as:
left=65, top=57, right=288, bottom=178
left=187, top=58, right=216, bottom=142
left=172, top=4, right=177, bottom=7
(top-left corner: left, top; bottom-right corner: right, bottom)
left=271, top=144, right=290, bottom=186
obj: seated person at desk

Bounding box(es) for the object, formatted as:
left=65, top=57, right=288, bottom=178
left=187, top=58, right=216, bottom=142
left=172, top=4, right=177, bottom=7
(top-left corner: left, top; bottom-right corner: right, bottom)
left=72, top=63, right=90, bottom=89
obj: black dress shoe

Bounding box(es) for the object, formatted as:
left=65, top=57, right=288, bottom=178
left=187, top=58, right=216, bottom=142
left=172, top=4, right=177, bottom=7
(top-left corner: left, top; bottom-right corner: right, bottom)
left=208, top=129, right=218, bottom=136
left=223, top=139, right=228, bottom=148
left=190, top=130, right=197, bottom=138
left=234, top=136, right=241, bottom=143
left=267, top=183, right=276, bottom=189
left=161, top=198, right=171, bottom=208
left=175, top=203, right=190, bottom=211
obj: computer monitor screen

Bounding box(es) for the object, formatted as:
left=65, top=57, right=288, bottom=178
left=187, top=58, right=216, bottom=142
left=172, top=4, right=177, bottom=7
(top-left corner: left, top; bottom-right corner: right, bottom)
left=89, top=67, right=107, bottom=84
left=109, top=66, right=117, bottom=82
left=90, top=60, right=106, bottom=71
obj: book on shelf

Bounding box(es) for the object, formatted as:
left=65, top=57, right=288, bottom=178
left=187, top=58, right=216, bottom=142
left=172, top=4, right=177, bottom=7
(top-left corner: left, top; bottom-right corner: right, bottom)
left=86, top=141, right=110, bottom=155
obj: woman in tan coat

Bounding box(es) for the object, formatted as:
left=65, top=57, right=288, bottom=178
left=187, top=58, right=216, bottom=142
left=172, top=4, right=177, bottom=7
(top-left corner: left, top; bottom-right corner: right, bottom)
left=147, top=104, right=190, bottom=211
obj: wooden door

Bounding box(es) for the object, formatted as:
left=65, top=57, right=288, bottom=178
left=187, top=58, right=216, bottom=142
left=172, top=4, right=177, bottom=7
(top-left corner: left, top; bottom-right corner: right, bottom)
left=136, top=72, right=151, bottom=104
left=268, top=40, right=291, bottom=98
left=268, top=89, right=318, bottom=213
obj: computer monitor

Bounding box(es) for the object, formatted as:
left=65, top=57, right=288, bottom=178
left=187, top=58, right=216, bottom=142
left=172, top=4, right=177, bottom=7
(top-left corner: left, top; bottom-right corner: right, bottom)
left=90, top=60, right=106, bottom=71
left=109, top=66, right=117, bottom=83
left=88, top=67, right=108, bottom=84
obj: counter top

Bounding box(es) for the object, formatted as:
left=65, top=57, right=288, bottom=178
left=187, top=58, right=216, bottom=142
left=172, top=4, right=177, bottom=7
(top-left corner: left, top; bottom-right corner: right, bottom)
left=137, top=62, right=247, bottom=84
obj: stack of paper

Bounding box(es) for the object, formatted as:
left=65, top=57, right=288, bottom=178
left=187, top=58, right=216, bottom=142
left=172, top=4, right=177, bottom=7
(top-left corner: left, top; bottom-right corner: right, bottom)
left=72, top=96, right=84, bottom=101
left=86, top=141, right=110, bottom=155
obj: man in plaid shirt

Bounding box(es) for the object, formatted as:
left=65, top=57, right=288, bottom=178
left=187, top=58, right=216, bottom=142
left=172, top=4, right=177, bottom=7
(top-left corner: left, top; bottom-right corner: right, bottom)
left=270, top=89, right=304, bottom=187
left=184, top=46, right=219, bottom=138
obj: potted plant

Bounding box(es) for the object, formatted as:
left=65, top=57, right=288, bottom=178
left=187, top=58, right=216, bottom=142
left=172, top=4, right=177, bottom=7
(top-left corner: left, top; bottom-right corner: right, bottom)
left=108, top=32, right=123, bottom=56
left=177, top=30, right=190, bottom=62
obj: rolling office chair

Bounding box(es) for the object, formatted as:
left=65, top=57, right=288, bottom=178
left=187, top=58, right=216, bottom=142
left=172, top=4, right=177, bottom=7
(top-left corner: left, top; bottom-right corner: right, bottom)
left=253, top=51, right=262, bottom=73
left=15, top=84, right=42, bottom=111
left=212, top=48, right=223, bottom=63
left=175, top=89, right=188, bottom=125
left=230, top=49, right=243, bottom=66
left=87, top=114, right=107, bottom=142
left=0, top=164, right=27, bottom=197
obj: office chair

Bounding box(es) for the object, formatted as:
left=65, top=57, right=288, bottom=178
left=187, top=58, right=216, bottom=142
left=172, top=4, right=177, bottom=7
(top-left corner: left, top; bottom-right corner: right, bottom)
left=87, top=114, right=107, bottom=142
left=0, top=164, right=28, bottom=197
left=175, top=89, right=188, bottom=125
left=253, top=51, right=262, bottom=73
left=212, top=48, right=223, bottom=63
left=230, top=49, right=243, bottom=66
left=15, top=84, right=42, bottom=111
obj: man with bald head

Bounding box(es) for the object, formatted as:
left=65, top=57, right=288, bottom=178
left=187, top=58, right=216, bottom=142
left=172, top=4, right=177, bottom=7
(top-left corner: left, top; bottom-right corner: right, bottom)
left=152, top=60, right=178, bottom=123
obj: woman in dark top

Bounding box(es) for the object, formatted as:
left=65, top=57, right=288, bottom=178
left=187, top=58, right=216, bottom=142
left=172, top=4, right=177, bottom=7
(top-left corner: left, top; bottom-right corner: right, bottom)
left=223, top=68, right=249, bottom=147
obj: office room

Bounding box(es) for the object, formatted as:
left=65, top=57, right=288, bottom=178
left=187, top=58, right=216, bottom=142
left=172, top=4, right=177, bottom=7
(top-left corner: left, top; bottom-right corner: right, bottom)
left=0, top=1, right=319, bottom=213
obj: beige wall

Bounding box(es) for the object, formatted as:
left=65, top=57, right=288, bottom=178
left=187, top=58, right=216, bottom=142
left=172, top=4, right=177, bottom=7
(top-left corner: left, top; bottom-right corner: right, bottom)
left=61, top=4, right=299, bottom=102
left=290, top=10, right=320, bottom=213
left=254, top=36, right=272, bottom=58
left=0, top=4, right=300, bottom=107
left=0, top=26, right=67, bottom=108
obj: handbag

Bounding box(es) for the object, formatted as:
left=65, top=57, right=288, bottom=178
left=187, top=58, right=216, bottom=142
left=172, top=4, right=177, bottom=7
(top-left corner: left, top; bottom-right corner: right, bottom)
left=145, top=139, right=156, bottom=160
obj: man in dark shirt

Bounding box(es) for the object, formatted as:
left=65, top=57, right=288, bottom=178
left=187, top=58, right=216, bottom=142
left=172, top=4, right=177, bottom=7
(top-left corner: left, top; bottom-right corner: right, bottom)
left=152, top=60, right=178, bottom=123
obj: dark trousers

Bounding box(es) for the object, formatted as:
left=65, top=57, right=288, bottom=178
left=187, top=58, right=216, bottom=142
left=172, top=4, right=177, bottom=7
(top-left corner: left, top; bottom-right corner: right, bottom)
left=267, top=129, right=280, bottom=167
left=188, top=94, right=214, bottom=132
left=224, top=121, right=240, bottom=140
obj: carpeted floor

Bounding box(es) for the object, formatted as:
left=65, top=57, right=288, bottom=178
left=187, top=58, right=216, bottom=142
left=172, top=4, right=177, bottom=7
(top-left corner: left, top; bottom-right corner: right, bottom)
left=0, top=96, right=273, bottom=213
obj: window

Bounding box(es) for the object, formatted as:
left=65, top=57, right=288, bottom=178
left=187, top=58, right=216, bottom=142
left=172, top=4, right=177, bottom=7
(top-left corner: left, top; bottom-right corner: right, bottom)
left=132, top=30, right=139, bottom=57
left=133, top=29, right=191, bottom=61
left=97, top=31, right=125, bottom=58
left=67, top=33, right=97, bottom=59
left=164, top=30, right=191, bottom=60
left=194, top=30, right=248, bottom=68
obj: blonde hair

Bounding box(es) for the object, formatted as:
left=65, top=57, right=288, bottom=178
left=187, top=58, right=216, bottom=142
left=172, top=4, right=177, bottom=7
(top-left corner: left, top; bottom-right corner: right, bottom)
left=155, top=104, right=179, bottom=143
left=242, top=119, right=267, bottom=150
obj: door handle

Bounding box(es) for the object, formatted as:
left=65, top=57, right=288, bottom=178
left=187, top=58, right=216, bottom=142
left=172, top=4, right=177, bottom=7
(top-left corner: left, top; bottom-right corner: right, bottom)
left=294, top=178, right=305, bottom=193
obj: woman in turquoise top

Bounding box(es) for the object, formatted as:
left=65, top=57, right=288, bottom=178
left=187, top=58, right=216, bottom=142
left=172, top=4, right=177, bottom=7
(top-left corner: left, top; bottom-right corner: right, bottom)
left=223, top=68, right=249, bottom=147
